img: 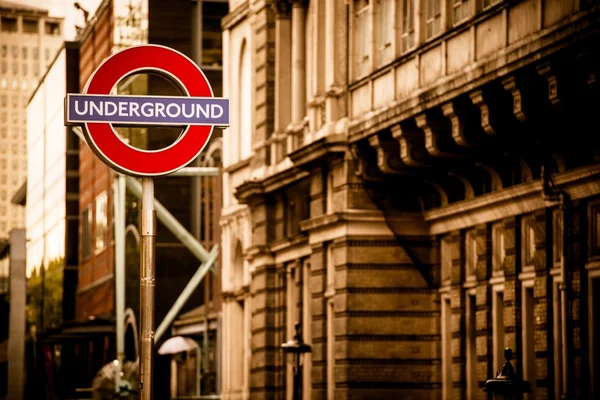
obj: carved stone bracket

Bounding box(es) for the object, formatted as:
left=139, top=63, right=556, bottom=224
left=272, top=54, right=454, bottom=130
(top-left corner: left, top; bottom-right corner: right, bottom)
left=537, top=62, right=561, bottom=108
left=349, top=143, right=385, bottom=182
left=501, top=76, right=528, bottom=123
left=390, top=123, right=430, bottom=167
left=469, top=89, right=496, bottom=136
left=441, top=101, right=471, bottom=147
left=415, top=112, right=459, bottom=158
left=368, top=134, right=406, bottom=175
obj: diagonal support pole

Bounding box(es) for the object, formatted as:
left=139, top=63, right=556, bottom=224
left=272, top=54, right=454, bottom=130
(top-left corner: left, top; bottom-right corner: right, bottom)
left=124, top=176, right=217, bottom=274
left=154, top=245, right=219, bottom=343
left=72, top=126, right=218, bottom=273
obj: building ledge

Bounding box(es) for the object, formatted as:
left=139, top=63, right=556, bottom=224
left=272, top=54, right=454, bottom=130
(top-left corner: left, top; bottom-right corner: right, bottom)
left=289, top=134, right=348, bottom=170
left=347, top=5, right=600, bottom=141
left=235, top=166, right=309, bottom=204
left=222, top=0, right=250, bottom=30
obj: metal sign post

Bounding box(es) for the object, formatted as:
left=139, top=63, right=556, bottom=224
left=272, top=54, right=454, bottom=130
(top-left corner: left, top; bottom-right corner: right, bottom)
left=65, top=44, right=229, bottom=400
left=140, top=177, right=156, bottom=398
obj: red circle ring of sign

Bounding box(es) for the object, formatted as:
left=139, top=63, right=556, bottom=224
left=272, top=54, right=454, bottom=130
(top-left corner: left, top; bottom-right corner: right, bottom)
left=82, top=44, right=214, bottom=177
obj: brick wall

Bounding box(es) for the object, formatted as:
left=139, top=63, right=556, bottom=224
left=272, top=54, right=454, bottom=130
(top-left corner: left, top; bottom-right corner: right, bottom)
left=76, top=0, right=114, bottom=321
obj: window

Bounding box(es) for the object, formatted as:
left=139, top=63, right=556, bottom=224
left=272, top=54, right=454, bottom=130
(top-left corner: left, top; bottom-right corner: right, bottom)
left=553, top=278, right=563, bottom=398
left=33, top=48, right=39, bottom=60
left=11, top=129, right=17, bottom=140
left=426, top=0, right=443, bottom=39
left=23, top=19, right=38, bottom=34
left=492, top=222, right=505, bottom=272
left=45, top=22, right=60, bottom=36
left=1, top=17, right=17, bottom=33
left=453, top=0, right=470, bottom=25
left=22, top=63, right=27, bottom=76
left=1, top=45, right=5, bottom=57
left=201, top=2, right=229, bottom=67
left=588, top=265, right=600, bottom=397
left=286, top=264, right=301, bottom=399
left=492, top=287, right=505, bottom=375
left=401, top=0, right=415, bottom=52
left=441, top=236, right=452, bottom=283
left=483, top=0, right=501, bottom=9
left=522, top=282, right=536, bottom=398
left=82, top=207, right=91, bottom=259
left=45, top=48, right=50, bottom=61
left=33, top=64, right=39, bottom=77
left=376, top=0, right=393, bottom=66
left=21, top=47, right=27, bottom=59
left=301, top=259, right=312, bottom=395
left=465, top=229, right=477, bottom=278
left=553, top=208, right=563, bottom=266
left=354, top=0, right=371, bottom=78
left=1, top=95, right=6, bottom=107
left=522, top=215, right=536, bottom=267
left=466, top=291, right=477, bottom=399
left=238, top=40, right=252, bottom=160
left=12, top=63, right=17, bottom=75
left=326, top=170, right=334, bottom=213
left=95, top=191, right=108, bottom=251
left=11, top=46, right=17, bottom=58
left=1, top=62, right=5, bottom=74
left=441, top=295, right=452, bottom=400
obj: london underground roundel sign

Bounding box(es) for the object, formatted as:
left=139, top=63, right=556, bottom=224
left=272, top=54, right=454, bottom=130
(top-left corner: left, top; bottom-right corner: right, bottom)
left=65, top=44, right=229, bottom=177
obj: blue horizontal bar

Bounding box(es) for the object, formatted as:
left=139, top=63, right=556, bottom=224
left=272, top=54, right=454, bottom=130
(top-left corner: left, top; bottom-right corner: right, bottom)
left=66, top=94, right=229, bottom=126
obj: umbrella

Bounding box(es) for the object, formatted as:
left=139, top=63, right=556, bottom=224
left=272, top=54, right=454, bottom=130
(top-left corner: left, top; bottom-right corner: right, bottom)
left=157, top=336, right=199, bottom=355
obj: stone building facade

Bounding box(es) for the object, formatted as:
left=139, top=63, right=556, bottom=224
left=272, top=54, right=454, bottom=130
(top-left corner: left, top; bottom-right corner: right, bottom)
left=221, top=0, right=600, bottom=399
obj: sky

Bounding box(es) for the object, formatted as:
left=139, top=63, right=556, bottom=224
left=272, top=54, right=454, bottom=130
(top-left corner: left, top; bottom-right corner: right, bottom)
left=26, top=0, right=103, bottom=40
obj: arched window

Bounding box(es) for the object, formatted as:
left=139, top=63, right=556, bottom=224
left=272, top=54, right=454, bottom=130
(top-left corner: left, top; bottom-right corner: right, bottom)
left=239, top=40, right=252, bottom=160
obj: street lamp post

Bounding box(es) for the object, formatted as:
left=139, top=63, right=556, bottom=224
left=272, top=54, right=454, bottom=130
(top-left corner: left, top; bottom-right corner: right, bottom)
left=281, top=322, right=311, bottom=400
left=484, top=348, right=532, bottom=400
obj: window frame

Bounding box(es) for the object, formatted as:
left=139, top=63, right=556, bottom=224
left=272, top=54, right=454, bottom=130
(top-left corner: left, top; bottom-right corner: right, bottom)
left=375, top=0, right=394, bottom=67
left=81, top=206, right=92, bottom=260
left=353, top=1, right=371, bottom=79
left=452, top=0, right=471, bottom=26
left=400, top=0, right=416, bottom=53
left=94, top=191, right=108, bottom=253
left=425, top=0, right=443, bottom=40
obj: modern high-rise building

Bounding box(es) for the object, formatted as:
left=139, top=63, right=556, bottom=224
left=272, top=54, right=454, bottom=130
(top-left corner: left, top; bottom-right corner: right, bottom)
left=0, top=1, right=63, bottom=238
left=222, top=0, right=600, bottom=399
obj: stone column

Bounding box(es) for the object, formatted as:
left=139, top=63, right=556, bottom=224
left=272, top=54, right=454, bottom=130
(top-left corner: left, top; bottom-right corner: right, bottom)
left=274, top=2, right=292, bottom=132
left=324, top=0, right=347, bottom=122
left=291, top=0, right=306, bottom=125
